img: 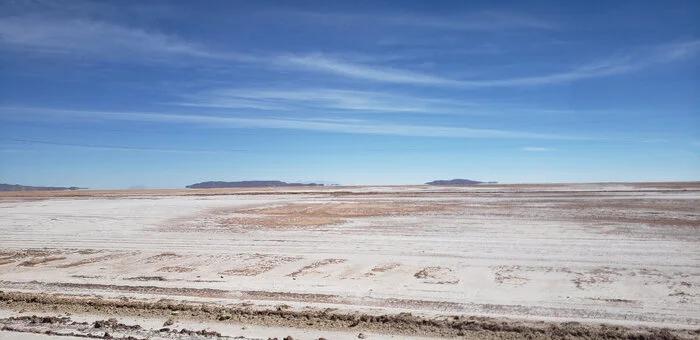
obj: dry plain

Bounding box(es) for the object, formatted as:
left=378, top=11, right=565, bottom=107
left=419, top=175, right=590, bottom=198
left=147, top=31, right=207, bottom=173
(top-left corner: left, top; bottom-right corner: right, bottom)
left=0, top=183, right=699, bottom=339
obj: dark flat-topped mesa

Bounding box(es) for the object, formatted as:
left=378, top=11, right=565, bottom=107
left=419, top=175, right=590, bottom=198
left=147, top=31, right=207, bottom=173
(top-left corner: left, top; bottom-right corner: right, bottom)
left=426, top=179, right=496, bottom=185
left=0, top=183, right=83, bottom=192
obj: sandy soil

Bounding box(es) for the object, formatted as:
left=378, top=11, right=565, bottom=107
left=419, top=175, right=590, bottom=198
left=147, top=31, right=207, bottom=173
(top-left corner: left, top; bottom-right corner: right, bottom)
left=1, top=183, right=699, bottom=339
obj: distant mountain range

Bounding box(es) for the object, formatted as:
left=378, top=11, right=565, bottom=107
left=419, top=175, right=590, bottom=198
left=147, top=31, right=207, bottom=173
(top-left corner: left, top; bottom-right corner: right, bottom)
left=186, top=180, right=324, bottom=189
left=425, top=179, right=497, bottom=185
left=0, top=183, right=83, bottom=192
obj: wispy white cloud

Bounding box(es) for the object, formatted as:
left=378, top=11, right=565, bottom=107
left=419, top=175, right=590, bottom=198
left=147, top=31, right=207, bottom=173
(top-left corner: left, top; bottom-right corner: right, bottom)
left=395, top=11, right=554, bottom=31
left=468, top=41, right=700, bottom=87
left=0, top=0, right=161, bottom=19
left=176, top=97, right=292, bottom=111
left=653, top=40, right=700, bottom=62
left=2, top=12, right=697, bottom=89
left=523, top=147, right=554, bottom=152
left=278, top=54, right=460, bottom=85
left=280, top=41, right=700, bottom=87
left=639, top=138, right=669, bottom=144
left=290, top=10, right=554, bottom=31
left=468, top=59, right=639, bottom=87
left=0, top=107, right=585, bottom=140
left=0, top=15, right=252, bottom=63
left=177, top=88, right=479, bottom=115
left=301, top=117, right=367, bottom=124
left=2, top=138, right=224, bottom=153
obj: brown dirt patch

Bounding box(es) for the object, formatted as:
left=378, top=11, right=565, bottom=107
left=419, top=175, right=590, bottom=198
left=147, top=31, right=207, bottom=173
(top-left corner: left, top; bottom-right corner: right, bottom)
left=146, top=252, right=181, bottom=262
left=77, top=249, right=102, bottom=255
left=220, top=254, right=302, bottom=276
left=124, top=276, right=168, bottom=282
left=18, top=256, right=67, bottom=267
left=2, top=281, right=229, bottom=298
left=474, top=198, right=700, bottom=228
left=0, top=249, right=63, bottom=259
left=57, top=254, right=125, bottom=268
left=241, top=290, right=344, bottom=304
left=366, top=263, right=401, bottom=276
left=158, top=266, right=196, bottom=273
left=2, top=291, right=698, bottom=339
left=287, top=258, right=347, bottom=278
left=223, top=215, right=342, bottom=228
left=414, top=266, right=459, bottom=285
left=587, top=298, right=639, bottom=305
left=70, top=275, right=103, bottom=279
left=248, top=201, right=447, bottom=218
left=1, top=249, right=76, bottom=266
left=220, top=201, right=457, bottom=228
left=492, top=266, right=530, bottom=286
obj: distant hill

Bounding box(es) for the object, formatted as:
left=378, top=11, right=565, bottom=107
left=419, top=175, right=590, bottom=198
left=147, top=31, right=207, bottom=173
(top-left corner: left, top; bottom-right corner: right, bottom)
left=0, top=183, right=82, bottom=192
left=425, top=179, right=496, bottom=185
left=186, top=180, right=324, bottom=189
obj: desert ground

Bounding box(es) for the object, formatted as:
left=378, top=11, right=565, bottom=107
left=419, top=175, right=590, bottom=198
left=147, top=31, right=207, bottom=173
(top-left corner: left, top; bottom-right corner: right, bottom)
left=0, top=183, right=699, bottom=339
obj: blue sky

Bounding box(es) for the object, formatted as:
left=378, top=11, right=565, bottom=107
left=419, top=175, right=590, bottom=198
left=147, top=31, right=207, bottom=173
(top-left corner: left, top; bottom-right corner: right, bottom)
left=0, top=0, right=698, bottom=188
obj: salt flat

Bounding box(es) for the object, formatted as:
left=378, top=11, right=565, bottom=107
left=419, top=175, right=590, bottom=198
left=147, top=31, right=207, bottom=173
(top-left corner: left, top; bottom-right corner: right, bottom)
left=1, top=183, right=699, bottom=339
